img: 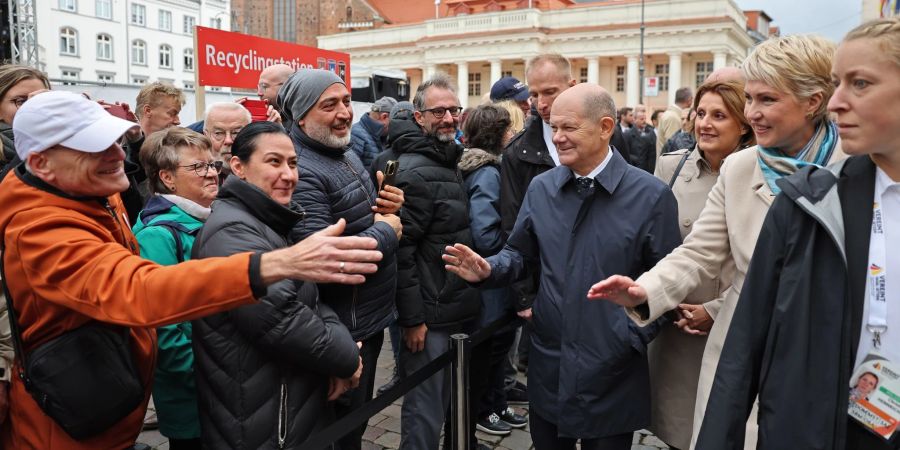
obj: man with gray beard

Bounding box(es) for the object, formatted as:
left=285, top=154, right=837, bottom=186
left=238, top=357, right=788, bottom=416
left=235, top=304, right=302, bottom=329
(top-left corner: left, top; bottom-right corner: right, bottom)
left=277, top=69, right=405, bottom=450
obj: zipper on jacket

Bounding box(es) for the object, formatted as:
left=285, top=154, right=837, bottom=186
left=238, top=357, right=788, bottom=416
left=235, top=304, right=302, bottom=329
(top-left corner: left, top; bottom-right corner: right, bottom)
left=277, top=381, right=288, bottom=449
left=103, top=201, right=136, bottom=253
left=351, top=287, right=358, bottom=330
left=343, top=159, right=375, bottom=207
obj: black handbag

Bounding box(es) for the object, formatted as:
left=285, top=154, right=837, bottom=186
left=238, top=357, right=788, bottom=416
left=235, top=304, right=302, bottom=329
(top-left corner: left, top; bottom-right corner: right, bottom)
left=1, top=254, right=145, bottom=440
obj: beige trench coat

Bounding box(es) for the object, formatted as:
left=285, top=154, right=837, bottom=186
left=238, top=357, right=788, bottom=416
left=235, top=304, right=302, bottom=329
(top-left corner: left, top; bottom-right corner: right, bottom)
left=647, top=148, right=734, bottom=449
left=627, top=144, right=846, bottom=449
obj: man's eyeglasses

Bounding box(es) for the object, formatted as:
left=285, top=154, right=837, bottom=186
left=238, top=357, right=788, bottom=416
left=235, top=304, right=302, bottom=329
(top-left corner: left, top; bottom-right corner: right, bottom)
left=419, top=106, right=462, bottom=119
left=180, top=160, right=224, bottom=177
left=258, top=82, right=284, bottom=91
left=208, top=128, right=243, bottom=142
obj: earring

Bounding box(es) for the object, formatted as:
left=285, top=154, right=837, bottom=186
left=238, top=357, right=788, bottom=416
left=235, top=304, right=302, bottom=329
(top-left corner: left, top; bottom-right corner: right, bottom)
left=169, top=185, right=176, bottom=192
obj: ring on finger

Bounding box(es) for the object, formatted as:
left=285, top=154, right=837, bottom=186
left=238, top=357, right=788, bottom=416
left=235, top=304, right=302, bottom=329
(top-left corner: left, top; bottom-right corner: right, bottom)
left=339, top=261, right=346, bottom=273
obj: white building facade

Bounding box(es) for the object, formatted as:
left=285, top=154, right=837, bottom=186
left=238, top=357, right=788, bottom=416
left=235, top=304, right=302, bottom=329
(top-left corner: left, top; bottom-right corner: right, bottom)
left=37, top=0, right=230, bottom=90
left=318, top=0, right=763, bottom=110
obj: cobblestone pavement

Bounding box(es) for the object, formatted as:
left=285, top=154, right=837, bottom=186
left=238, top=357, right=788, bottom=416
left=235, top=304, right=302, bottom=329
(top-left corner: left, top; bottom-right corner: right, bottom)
left=139, top=331, right=670, bottom=450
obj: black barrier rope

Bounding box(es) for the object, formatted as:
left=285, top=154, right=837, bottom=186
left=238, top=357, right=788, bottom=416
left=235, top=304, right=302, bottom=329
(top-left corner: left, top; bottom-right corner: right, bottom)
left=299, top=314, right=519, bottom=449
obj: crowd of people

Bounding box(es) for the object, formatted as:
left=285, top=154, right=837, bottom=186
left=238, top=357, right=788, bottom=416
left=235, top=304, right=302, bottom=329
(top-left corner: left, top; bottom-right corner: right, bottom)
left=0, top=16, right=897, bottom=450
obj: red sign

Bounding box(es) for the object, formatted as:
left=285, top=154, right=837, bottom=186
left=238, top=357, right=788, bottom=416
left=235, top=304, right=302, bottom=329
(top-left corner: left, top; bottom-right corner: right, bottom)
left=195, top=26, right=351, bottom=89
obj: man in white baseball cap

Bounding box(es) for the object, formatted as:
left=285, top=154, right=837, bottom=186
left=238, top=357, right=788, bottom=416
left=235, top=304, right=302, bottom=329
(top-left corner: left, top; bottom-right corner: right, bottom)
left=0, top=90, right=384, bottom=449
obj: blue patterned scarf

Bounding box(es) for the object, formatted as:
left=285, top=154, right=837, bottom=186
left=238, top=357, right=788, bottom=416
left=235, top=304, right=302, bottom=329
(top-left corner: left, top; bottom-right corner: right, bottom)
left=757, top=121, right=837, bottom=195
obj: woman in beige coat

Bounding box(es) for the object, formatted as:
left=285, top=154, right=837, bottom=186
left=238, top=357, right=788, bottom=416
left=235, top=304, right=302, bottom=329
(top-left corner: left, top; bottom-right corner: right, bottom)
left=647, top=79, right=754, bottom=450
left=588, top=34, right=846, bottom=449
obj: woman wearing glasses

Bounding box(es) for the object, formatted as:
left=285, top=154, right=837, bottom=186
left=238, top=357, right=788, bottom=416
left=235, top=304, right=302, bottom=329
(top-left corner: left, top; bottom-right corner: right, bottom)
left=192, top=122, right=361, bottom=449
left=132, top=127, right=222, bottom=450
left=0, top=64, right=50, bottom=179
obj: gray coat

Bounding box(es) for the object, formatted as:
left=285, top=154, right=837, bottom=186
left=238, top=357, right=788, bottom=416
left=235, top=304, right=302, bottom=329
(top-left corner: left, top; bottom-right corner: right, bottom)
left=482, top=150, right=681, bottom=438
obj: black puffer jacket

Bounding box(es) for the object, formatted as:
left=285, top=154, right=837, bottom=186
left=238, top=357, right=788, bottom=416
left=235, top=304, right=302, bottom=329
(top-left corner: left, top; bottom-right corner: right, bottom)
left=390, top=118, right=480, bottom=330
left=0, top=122, right=18, bottom=181
left=193, top=177, right=359, bottom=450
left=288, top=123, right=398, bottom=341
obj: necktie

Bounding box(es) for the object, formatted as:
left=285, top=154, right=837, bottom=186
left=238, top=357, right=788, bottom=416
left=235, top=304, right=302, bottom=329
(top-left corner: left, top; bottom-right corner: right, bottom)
left=576, top=176, right=595, bottom=198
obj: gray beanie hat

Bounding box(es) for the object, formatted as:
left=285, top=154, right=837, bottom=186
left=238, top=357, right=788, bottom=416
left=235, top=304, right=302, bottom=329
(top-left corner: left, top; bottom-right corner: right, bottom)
left=277, top=69, right=345, bottom=125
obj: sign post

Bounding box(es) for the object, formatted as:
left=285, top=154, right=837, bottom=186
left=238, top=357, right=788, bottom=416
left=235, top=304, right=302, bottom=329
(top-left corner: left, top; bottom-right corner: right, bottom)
left=644, top=76, right=659, bottom=98
left=194, top=26, right=351, bottom=115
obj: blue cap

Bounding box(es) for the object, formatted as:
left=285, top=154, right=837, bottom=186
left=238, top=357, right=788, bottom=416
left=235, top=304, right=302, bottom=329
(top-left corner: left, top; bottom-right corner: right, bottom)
left=490, top=76, right=529, bottom=102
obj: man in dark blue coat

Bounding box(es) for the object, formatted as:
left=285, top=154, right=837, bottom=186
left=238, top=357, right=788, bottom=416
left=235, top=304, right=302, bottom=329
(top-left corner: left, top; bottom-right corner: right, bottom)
left=444, top=83, right=680, bottom=450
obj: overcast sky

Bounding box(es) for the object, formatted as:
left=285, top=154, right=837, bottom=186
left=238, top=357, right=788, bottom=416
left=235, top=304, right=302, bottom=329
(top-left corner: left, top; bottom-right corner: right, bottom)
left=734, top=0, right=862, bottom=42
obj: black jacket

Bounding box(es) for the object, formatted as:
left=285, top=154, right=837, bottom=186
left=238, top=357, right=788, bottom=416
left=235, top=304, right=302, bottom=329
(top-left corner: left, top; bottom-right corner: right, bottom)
left=289, top=123, right=398, bottom=341
left=696, top=156, right=895, bottom=450
left=625, top=125, right=657, bottom=174
left=192, top=177, right=359, bottom=450
left=390, top=118, right=480, bottom=330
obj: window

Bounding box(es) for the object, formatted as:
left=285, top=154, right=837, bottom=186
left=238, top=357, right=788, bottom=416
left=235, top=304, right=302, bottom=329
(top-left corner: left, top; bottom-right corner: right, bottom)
left=61, top=69, right=80, bottom=85
left=468, top=72, right=481, bottom=96
left=159, top=10, right=172, bottom=31
left=58, top=0, right=76, bottom=12
left=97, top=72, right=114, bottom=83
left=696, top=61, right=713, bottom=88
left=131, top=40, right=146, bottom=65
left=131, top=3, right=146, bottom=26
left=655, top=63, right=669, bottom=92
left=60, top=27, right=78, bottom=56
left=580, top=67, right=588, bottom=83
left=183, top=81, right=195, bottom=90
left=502, top=70, right=512, bottom=78
left=95, top=0, right=111, bottom=19
left=616, top=65, right=625, bottom=92
left=159, top=45, right=172, bottom=69
left=132, top=76, right=148, bottom=85
left=183, top=48, right=194, bottom=71
left=96, top=34, right=113, bottom=61
left=209, top=17, right=222, bottom=29
left=183, top=16, right=196, bottom=34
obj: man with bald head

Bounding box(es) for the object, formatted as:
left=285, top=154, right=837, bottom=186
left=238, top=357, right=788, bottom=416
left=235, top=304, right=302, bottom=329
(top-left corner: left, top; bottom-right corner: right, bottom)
left=257, top=63, right=295, bottom=119
left=705, top=66, right=744, bottom=83
left=443, top=83, right=681, bottom=450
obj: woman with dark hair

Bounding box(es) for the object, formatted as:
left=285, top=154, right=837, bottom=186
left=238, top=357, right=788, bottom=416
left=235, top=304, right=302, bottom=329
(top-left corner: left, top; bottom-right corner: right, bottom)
left=192, top=121, right=362, bottom=449
left=0, top=64, right=50, bottom=177
left=458, top=105, right=528, bottom=438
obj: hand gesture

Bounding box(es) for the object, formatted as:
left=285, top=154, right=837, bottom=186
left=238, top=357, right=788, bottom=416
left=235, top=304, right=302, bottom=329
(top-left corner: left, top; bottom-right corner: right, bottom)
left=443, top=244, right=491, bottom=282
left=375, top=213, right=402, bottom=239
left=373, top=171, right=404, bottom=214
left=674, top=303, right=713, bottom=335
left=265, top=105, right=282, bottom=124
left=586, top=275, right=648, bottom=307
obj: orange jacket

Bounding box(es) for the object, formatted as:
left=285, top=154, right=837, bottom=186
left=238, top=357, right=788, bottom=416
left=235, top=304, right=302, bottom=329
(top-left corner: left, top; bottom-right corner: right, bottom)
left=0, top=167, right=259, bottom=449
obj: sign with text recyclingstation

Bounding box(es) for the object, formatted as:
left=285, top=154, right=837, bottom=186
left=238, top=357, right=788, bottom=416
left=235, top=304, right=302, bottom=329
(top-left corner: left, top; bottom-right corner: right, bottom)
left=195, top=26, right=351, bottom=89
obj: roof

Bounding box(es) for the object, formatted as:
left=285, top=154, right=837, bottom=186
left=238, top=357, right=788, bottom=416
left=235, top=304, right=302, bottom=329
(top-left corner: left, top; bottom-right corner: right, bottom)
left=367, top=0, right=576, bottom=25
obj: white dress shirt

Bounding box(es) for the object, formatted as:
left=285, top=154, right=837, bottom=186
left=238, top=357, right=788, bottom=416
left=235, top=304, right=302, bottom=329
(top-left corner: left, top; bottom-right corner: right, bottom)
left=542, top=121, right=561, bottom=167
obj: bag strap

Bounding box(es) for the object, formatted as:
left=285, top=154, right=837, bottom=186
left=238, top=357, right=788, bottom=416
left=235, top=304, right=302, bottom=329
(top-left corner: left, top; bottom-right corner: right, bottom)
left=668, top=149, right=693, bottom=189
left=1, top=246, right=32, bottom=388
left=156, top=223, right=187, bottom=264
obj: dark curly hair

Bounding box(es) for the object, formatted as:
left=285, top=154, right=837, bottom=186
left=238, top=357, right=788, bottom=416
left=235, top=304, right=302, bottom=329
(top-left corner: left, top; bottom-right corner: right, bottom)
left=462, top=104, right=511, bottom=155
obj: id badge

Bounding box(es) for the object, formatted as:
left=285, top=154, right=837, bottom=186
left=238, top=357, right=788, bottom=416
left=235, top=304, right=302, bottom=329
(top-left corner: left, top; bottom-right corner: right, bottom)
left=848, top=353, right=900, bottom=441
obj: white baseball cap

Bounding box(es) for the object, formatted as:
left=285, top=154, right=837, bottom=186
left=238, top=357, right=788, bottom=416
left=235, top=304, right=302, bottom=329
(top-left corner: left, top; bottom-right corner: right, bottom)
left=13, top=91, right=139, bottom=160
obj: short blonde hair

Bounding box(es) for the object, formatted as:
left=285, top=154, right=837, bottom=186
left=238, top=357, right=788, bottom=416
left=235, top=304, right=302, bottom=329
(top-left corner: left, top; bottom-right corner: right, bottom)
left=525, top=53, right=573, bottom=83
left=494, top=100, right=525, bottom=135
left=140, top=127, right=212, bottom=194
left=135, top=82, right=185, bottom=118
left=843, top=18, right=900, bottom=68
left=742, top=34, right=836, bottom=123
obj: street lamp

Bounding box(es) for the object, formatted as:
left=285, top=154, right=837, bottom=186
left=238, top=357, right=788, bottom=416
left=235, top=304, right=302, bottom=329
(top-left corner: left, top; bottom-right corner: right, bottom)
left=638, top=0, right=645, bottom=105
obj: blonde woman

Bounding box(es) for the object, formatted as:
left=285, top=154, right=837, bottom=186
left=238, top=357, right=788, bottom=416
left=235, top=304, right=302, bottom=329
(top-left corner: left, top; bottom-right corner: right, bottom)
left=494, top=99, right=526, bottom=141
left=691, top=18, right=900, bottom=450
left=588, top=34, right=845, bottom=449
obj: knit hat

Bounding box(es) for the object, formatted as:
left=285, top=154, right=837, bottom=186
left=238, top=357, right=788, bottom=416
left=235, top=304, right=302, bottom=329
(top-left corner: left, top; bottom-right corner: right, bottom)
left=277, top=69, right=345, bottom=125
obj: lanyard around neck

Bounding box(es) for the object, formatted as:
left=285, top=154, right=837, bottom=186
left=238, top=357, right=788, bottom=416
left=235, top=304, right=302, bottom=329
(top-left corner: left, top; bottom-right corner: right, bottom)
left=867, top=186, right=888, bottom=348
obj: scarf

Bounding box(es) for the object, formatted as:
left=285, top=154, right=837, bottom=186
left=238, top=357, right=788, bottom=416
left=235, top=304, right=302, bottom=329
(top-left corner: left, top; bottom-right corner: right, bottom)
left=160, top=194, right=212, bottom=220
left=757, top=121, right=837, bottom=195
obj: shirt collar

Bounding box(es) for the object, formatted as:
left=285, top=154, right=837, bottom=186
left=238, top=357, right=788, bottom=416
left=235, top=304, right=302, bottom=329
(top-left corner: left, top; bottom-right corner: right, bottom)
left=875, top=166, right=900, bottom=197
left=574, top=146, right=614, bottom=180
left=553, top=147, right=626, bottom=195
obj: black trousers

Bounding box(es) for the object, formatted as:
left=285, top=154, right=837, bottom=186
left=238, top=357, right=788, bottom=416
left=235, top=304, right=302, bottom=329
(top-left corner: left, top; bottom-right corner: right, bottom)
left=529, top=410, right=632, bottom=450
left=478, top=327, right=518, bottom=418
left=333, top=331, right=384, bottom=450
left=167, top=438, right=201, bottom=450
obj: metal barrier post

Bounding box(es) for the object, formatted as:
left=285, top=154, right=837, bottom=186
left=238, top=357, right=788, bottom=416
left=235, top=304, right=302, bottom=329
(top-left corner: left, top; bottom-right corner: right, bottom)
left=450, top=333, right=470, bottom=450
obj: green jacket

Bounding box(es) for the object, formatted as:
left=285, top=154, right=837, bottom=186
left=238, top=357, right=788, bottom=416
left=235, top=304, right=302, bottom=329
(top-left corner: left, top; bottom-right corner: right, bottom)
left=132, top=196, right=204, bottom=439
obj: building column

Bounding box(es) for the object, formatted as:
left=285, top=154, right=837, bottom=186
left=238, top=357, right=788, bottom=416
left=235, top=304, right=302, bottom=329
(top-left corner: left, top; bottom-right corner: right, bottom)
left=626, top=54, right=639, bottom=107
left=713, top=51, right=728, bottom=71
left=424, top=63, right=438, bottom=79
left=586, top=56, right=600, bottom=85
left=457, top=62, right=469, bottom=108
left=668, top=52, right=682, bottom=105
left=490, top=59, right=502, bottom=84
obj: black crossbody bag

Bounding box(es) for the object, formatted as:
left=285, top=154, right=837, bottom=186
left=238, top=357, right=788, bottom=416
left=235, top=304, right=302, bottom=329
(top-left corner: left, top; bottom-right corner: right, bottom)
left=0, top=253, right=144, bottom=440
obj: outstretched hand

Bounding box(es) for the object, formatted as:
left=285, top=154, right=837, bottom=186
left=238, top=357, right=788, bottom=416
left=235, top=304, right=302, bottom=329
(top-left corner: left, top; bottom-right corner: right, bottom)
left=586, top=275, right=648, bottom=307
left=442, top=243, right=491, bottom=282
